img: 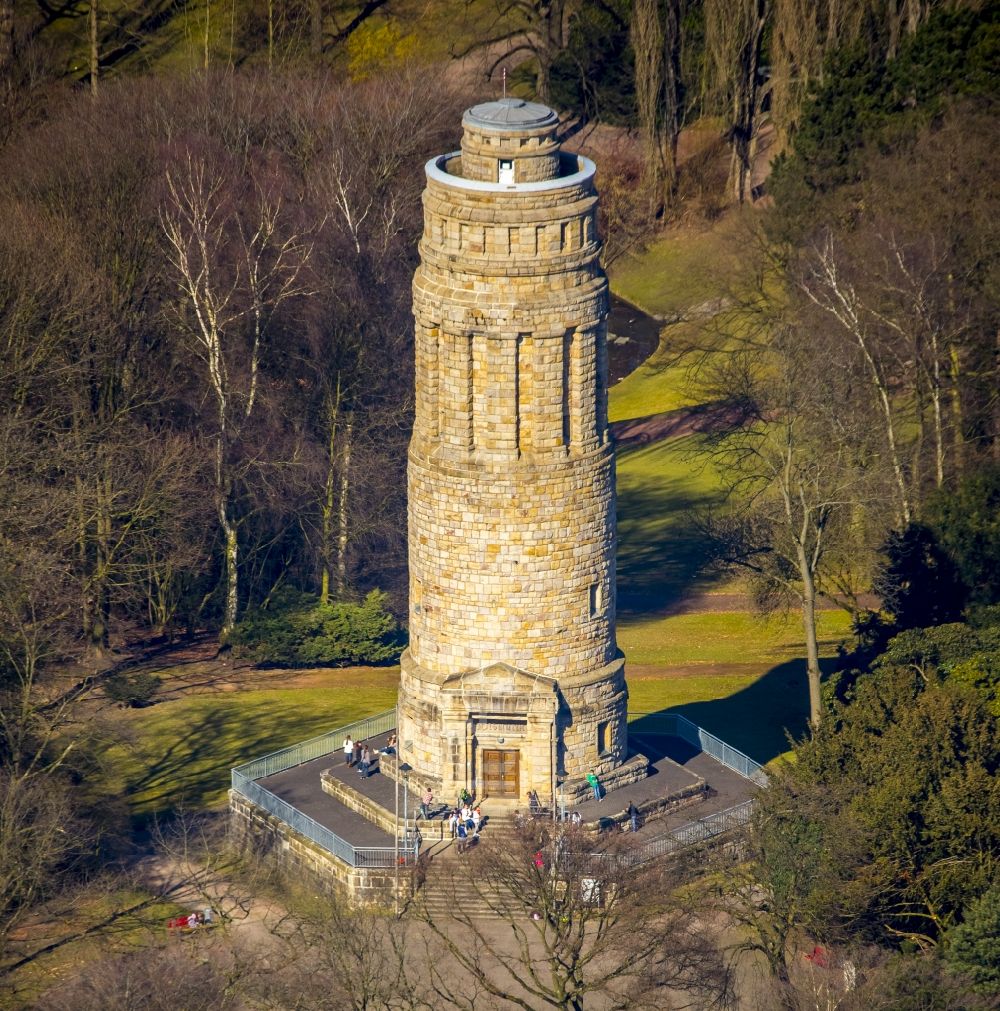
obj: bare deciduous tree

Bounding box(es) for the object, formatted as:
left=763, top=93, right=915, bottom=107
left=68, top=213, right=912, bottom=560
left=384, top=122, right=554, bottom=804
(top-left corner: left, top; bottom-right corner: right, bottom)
left=414, top=822, right=731, bottom=1011
left=699, top=375, right=862, bottom=728
left=264, top=882, right=428, bottom=1011
left=687, top=225, right=881, bottom=726
left=704, top=0, right=769, bottom=204
left=769, top=0, right=867, bottom=149
left=161, top=155, right=311, bottom=636
left=632, top=0, right=687, bottom=215
left=452, top=0, right=579, bottom=102
left=799, top=233, right=915, bottom=527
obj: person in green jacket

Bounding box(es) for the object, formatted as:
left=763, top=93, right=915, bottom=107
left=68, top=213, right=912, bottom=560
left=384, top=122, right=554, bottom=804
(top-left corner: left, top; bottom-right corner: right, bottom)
left=586, top=771, right=601, bottom=802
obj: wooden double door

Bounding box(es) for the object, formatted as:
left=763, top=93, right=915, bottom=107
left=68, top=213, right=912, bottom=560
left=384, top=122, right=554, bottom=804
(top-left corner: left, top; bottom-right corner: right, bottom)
left=481, top=749, right=519, bottom=799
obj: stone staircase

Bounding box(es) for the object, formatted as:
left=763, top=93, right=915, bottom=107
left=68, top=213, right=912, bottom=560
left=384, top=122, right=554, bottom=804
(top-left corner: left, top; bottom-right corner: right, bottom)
left=408, top=812, right=544, bottom=921
left=411, top=840, right=520, bottom=921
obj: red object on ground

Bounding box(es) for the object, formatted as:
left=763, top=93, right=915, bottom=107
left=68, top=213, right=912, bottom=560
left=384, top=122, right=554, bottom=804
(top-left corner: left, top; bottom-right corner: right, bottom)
left=804, top=945, right=829, bottom=968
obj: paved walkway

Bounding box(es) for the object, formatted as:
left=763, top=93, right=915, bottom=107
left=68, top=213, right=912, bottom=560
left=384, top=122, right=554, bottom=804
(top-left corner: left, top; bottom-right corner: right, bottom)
left=258, top=731, right=421, bottom=849
left=596, top=733, right=758, bottom=842
left=254, top=730, right=757, bottom=851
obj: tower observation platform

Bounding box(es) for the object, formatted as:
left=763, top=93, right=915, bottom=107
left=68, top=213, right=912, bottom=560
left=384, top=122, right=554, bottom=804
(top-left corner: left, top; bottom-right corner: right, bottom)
left=396, top=99, right=646, bottom=808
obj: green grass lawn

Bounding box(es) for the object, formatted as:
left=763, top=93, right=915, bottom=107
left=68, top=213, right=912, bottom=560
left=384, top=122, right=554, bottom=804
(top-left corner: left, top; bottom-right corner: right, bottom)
left=615, top=435, right=728, bottom=612
left=626, top=654, right=837, bottom=763
left=620, top=610, right=852, bottom=761
left=103, top=671, right=399, bottom=817
left=618, top=609, right=852, bottom=667
left=608, top=209, right=766, bottom=426
left=608, top=214, right=747, bottom=318
left=608, top=320, right=701, bottom=424
left=626, top=668, right=813, bottom=763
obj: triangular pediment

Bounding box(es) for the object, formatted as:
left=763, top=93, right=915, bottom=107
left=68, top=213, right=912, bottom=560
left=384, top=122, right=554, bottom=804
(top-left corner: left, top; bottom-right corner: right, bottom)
left=442, top=662, right=558, bottom=695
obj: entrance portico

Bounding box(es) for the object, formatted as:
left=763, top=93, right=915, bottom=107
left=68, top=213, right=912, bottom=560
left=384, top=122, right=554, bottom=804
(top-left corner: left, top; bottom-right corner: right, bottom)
left=400, top=661, right=559, bottom=807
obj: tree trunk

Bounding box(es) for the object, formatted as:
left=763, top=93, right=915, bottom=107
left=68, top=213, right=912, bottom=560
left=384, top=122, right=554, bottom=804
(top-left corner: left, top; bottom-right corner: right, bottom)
left=213, top=417, right=238, bottom=637
left=219, top=496, right=238, bottom=638
left=994, top=328, right=1000, bottom=462
left=535, top=53, right=551, bottom=103
left=75, top=469, right=92, bottom=646
left=632, top=0, right=666, bottom=211
left=948, top=342, right=964, bottom=476
left=799, top=557, right=822, bottom=729
left=661, top=0, right=684, bottom=206
left=309, top=0, right=323, bottom=57
left=0, top=0, right=14, bottom=79
left=89, top=466, right=112, bottom=654
left=335, top=413, right=353, bottom=598
left=705, top=0, right=768, bottom=205
left=267, top=0, right=274, bottom=71
left=776, top=954, right=797, bottom=1010
left=319, top=379, right=341, bottom=604
left=88, top=0, right=98, bottom=95
left=729, top=1, right=766, bottom=204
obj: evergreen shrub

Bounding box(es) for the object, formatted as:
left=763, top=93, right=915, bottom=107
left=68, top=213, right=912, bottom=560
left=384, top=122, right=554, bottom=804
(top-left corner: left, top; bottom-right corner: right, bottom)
left=228, top=589, right=404, bottom=666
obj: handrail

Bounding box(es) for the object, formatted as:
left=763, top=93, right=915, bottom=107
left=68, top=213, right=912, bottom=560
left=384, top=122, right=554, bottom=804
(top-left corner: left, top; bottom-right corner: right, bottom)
left=630, top=799, right=755, bottom=864
left=628, top=711, right=769, bottom=785
left=230, top=709, right=413, bottom=868
left=232, top=707, right=765, bottom=868
left=233, top=709, right=397, bottom=781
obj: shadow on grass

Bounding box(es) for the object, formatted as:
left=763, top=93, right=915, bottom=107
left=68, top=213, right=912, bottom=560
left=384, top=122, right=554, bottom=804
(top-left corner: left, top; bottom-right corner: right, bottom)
left=122, top=702, right=364, bottom=822
left=629, top=656, right=840, bottom=765
left=616, top=442, right=725, bottom=616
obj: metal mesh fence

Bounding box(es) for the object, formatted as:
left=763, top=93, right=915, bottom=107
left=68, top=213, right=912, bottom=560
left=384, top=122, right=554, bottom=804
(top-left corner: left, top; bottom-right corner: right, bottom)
left=631, top=799, right=755, bottom=863
left=233, top=709, right=397, bottom=781
left=230, top=709, right=411, bottom=868
left=629, top=712, right=769, bottom=785
left=232, top=707, right=766, bottom=868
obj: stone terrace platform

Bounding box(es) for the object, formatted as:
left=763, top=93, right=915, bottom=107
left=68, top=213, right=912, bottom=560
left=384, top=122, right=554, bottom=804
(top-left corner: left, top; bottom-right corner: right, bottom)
left=583, top=731, right=758, bottom=843
left=258, top=730, right=421, bottom=850
left=256, top=727, right=758, bottom=852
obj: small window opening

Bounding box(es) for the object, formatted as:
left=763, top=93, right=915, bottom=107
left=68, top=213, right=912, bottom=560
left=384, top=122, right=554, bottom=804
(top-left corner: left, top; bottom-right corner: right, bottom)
left=589, top=583, right=602, bottom=617
left=498, top=159, right=514, bottom=184
left=597, top=720, right=612, bottom=756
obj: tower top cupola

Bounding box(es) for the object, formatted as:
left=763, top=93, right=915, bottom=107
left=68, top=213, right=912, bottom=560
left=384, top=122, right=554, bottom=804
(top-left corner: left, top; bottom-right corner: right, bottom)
left=460, top=97, right=561, bottom=185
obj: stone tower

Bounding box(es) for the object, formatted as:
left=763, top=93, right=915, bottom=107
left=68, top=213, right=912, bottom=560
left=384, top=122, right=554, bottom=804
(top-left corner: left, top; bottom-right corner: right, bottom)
left=396, top=98, right=630, bottom=808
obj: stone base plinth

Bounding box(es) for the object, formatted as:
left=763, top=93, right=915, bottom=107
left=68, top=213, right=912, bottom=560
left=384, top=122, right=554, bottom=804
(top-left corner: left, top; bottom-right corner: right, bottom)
left=583, top=775, right=708, bottom=832
left=561, top=751, right=651, bottom=806
left=229, top=792, right=406, bottom=905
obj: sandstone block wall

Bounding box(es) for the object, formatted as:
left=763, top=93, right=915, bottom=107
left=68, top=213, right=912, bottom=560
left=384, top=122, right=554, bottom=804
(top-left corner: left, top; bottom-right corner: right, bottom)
left=229, top=792, right=405, bottom=905
left=460, top=99, right=560, bottom=183
left=397, top=103, right=630, bottom=804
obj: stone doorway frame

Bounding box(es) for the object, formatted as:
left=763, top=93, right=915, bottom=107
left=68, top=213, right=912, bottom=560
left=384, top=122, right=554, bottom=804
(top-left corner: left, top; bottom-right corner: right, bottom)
left=434, top=662, right=559, bottom=806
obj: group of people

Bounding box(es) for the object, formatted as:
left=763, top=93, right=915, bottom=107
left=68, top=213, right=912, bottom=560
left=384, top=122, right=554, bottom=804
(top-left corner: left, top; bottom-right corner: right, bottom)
left=411, top=785, right=482, bottom=853
left=449, top=802, right=483, bottom=853
left=167, top=908, right=214, bottom=931
left=337, top=740, right=642, bottom=836
left=343, top=735, right=382, bottom=779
